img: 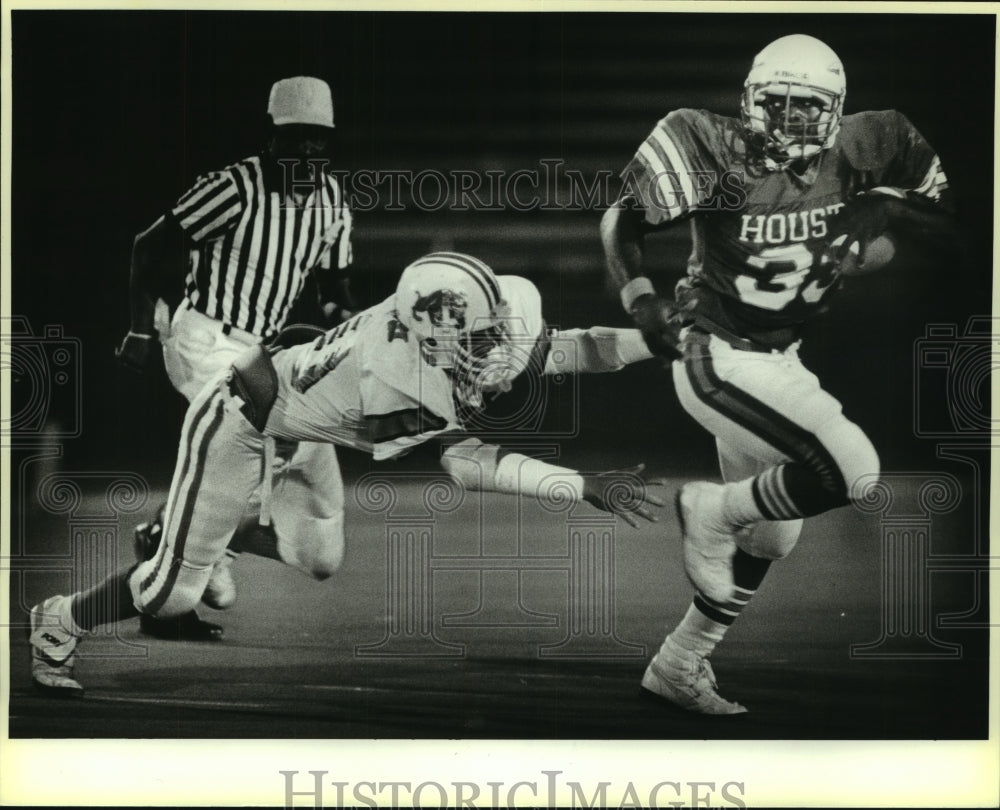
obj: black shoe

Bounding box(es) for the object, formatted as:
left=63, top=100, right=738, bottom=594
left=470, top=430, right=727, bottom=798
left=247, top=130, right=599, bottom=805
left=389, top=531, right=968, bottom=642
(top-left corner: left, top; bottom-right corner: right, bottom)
left=139, top=611, right=224, bottom=642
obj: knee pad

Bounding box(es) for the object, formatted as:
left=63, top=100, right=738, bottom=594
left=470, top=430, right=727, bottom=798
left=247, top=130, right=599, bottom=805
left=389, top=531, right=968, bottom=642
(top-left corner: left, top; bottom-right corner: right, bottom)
left=303, top=524, right=345, bottom=581
left=737, top=519, right=803, bottom=560
left=275, top=514, right=345, bottom=581
left=306, top=546, right=343, bottom=581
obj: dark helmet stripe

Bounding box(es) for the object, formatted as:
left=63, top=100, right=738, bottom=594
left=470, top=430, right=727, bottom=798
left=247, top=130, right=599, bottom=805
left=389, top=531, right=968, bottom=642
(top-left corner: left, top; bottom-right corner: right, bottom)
left=426, top=251, right=501, bottom=306
left=408, top=253, right=499, bottom=311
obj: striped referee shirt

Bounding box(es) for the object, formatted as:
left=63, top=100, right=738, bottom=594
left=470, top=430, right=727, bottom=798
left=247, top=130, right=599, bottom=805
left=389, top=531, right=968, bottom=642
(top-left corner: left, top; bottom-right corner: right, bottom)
left=171, top=154, right=352, bottom=339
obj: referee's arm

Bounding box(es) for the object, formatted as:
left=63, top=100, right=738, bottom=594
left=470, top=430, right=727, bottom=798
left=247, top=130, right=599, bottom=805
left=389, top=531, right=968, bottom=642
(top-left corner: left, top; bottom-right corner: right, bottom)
left=128, top=213, right=190, bottom=335
left=116, top=213, right=190, bottom=373
left=314, top=200, right=355, bottom=323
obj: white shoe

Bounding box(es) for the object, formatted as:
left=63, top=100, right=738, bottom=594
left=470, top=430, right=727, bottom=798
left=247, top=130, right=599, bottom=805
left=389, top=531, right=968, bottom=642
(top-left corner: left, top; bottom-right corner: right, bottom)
left=202, top=552, right=237, bottom=610
left=29, top=596, right=84, bottom=697
left=676, top=482, right=737, bottom=603
left=641, top=637, right=746, bottom=715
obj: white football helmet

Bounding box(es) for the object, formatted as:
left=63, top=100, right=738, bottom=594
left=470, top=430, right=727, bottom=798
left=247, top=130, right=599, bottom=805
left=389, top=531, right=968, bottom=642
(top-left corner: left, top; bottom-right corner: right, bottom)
left=740, top=34, right=846, bottom=168
left=471, top=275, right=544, bottom=392
left=452, top=275, right=545, bottom=412
left=394, top=251, right=509, bottom=375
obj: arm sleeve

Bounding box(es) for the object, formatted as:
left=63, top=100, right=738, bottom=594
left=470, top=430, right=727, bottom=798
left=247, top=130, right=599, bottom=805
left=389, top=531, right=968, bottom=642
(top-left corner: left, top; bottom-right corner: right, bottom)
left=334, top=205, right=353, bottom=270
left=544, top=327, right=654, bottom=375
left=316, top=178, right=354, bottom=271
left=876, top=111, right=951, bottom=207
left=314, top=179, right=354, bottom=302
left=440, top=438, right=584, bottom=501
left=170, top=169, right=243, bottom=241
left=619, top=109, right=722, bottom=226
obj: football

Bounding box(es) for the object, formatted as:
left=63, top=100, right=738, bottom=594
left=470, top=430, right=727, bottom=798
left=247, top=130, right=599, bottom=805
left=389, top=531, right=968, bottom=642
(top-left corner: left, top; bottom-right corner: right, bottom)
left=840, top=232, right=898, bottom=276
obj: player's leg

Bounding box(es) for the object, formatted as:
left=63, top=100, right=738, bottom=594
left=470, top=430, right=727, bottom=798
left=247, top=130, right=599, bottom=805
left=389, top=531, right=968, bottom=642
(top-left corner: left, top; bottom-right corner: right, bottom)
left=28, top=572, right=139, bottom=697
left=201, top=438, right=302, bottom=605
left=271, top=442, right=346, bottom=579
left=29, top=382, right=234, bottom=694
left=30, top=384, right=263, bottom=695
left=649, top=440, right=801, bottom=710
left=642, top=336, right=877, bottom=714
left=151, top=311, right=257, bottom=630
left=673, top=335, right=878, bottom=600
left=227, top=442, right=346, bottom=580
left=132, top=502, right=224, bottom=639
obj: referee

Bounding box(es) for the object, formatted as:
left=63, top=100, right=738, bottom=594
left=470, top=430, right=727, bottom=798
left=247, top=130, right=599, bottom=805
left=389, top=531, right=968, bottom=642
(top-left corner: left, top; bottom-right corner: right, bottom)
left=117, top=76, right=354, bottom=640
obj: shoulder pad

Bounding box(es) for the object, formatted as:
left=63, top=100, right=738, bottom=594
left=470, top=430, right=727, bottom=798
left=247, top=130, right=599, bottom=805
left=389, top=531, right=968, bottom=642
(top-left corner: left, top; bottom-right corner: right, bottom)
left=662, top=107, right=739, bottom=141
left=838, top=110, right=914, bottom=171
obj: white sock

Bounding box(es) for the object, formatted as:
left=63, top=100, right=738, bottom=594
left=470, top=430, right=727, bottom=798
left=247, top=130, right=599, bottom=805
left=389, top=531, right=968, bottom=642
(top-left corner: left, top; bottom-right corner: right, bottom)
left=663, top=602, right=727, bottom=658
left=722, top=478, right=765, bottom=529
left=59, top=595, right=86, bottom=637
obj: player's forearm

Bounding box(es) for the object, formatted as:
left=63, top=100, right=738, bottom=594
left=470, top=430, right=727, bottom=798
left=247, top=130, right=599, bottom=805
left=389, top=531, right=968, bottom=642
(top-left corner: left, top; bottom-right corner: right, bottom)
left=544, top=327, right=653, bottom=375
left=441, top=439, right=584, bottom=502
left=600, top=202, right=647, bottom=290
left=891, top=195, right=957, bottom=251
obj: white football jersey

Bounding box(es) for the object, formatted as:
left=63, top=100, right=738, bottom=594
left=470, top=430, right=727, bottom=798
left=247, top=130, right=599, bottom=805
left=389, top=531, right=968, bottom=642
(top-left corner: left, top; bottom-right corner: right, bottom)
left=266, top=296, right=461, bottom=460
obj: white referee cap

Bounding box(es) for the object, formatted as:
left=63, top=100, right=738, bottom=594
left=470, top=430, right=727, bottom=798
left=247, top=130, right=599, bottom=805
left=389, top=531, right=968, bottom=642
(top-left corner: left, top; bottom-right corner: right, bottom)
left=267, top=76, right=334, bottom=128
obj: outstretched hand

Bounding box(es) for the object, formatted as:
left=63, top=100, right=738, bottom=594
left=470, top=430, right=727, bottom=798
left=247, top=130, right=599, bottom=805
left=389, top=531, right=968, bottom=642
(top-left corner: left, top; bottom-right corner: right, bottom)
left=582, top=463, right=667, bottom=528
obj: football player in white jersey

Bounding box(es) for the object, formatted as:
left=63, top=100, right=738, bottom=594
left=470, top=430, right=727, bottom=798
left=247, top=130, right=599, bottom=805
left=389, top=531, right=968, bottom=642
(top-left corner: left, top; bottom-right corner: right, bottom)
left=29, top=252, right=660, bottom=696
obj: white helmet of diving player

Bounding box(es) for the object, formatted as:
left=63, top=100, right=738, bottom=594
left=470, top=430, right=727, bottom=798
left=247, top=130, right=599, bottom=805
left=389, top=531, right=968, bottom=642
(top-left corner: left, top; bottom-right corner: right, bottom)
left=472, top=276, right=544, bottom=395
left=450, top=274, right=546, bottom=412
left=394, top=251, right=510, bottom=376
left=741, top=34, right=846, bottom=168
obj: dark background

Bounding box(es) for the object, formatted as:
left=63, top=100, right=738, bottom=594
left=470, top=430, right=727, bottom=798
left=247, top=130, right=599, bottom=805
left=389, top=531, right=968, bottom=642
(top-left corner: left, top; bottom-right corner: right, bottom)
left=10, top=10, right=995, bottom=479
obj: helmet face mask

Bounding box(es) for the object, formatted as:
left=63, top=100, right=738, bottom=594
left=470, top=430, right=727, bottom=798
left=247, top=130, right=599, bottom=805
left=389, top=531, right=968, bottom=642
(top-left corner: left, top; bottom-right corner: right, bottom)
left=449, top=323, right=516, bottom=410
left=740, top=34, right=846, bottom=169
left=754, top=87, right=841, bottom=163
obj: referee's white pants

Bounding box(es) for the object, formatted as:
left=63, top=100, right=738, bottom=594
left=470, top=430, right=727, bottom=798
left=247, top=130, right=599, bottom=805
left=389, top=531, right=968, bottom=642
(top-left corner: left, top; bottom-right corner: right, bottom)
left=159, top=299, right=261, bottom=401
left=672, top=332, right=879, bottom=560
left=129, top=377, right=346, bottom=619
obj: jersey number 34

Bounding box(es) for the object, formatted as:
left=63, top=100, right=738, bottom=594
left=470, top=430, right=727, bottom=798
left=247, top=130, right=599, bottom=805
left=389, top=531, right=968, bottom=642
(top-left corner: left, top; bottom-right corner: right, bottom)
left=735, top=243, right=836, bottom=310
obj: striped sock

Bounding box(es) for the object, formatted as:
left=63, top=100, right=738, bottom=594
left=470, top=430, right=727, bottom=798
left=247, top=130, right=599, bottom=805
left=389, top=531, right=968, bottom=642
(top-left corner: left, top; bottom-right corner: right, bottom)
left=750, top=466, right=802, bottom=521
left=724, top=464, right=848, bottom=527
left=670, top=548, right=773, bottom=657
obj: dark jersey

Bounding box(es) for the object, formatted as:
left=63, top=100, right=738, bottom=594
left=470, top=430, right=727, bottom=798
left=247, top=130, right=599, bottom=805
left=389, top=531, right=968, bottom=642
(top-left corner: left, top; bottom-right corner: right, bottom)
left=621, top=109, right=948, bottom=348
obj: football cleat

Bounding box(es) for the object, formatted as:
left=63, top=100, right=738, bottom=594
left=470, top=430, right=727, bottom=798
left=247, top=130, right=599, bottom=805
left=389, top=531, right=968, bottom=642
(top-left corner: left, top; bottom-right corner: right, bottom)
left=139, top=611, right=224, bottom=642
left=201, top=552, right=237, bottom=610
left=641, top=636, right=747, bottom=715
left=29, top=596, right=84, bottom=698
left=675, top=482, right=737, bottom=603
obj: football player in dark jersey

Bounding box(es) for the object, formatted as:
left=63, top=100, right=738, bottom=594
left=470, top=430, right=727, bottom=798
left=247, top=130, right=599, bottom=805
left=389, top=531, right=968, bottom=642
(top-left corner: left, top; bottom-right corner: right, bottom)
left=601, top=34, right=955, bottom=714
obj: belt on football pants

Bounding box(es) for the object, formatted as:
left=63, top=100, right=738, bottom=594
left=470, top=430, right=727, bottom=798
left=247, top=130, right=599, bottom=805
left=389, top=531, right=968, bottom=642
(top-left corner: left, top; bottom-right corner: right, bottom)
left=179, top=298, right=261, bottom=346
left=684, top=325, right=781, bottom=354
left=221, top=322, right=259, bottom=344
